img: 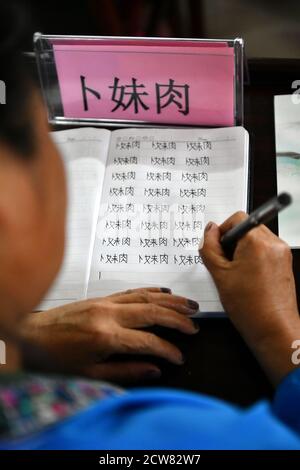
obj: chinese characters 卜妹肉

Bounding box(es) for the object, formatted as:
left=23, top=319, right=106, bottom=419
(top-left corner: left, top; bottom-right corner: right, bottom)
left=81, top=76, right=190, bottom=115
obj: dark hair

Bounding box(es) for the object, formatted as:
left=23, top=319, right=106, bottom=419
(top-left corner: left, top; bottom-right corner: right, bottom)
left=0, top=2, right=35, bottom=157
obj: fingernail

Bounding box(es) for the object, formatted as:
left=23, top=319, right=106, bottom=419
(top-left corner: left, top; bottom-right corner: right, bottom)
left=161, top=287, right=172, bottom=294
left=187, top=299, right=199, bottom=311
left=205, top=221, right=214, bottom=232
left=198, top=236, right=204, bottom=249
left=145, top=369, right=161, bottom=379
left=192, top=320, right=200, bottom=332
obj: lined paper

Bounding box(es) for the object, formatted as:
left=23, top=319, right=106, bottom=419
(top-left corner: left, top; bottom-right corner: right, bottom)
left=39, top=128, right=110, bottom=310
left=88, top=127, right=249, bottom=315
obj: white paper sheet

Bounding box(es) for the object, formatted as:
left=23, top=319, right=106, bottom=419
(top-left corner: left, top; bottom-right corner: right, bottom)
left=39, top=128, right=110, bottom=310
left=88, top=126, right=249, bottom=315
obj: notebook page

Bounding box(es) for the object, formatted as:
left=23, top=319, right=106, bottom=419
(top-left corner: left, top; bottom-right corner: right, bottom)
left=39, top=128, right=110, bottom=310
left=88, top=127, right=249, bottom=316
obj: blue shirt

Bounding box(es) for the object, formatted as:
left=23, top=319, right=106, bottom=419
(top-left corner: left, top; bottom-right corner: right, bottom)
left=1, top=368, right=300, bottom=449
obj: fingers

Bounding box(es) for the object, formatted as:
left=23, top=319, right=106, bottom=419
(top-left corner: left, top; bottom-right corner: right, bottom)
left=147, top=293, right=199, bottom=315
left=200, top=212, right=249, bottom=271
left=112, top=327, right=185, bottom=365
left=112, top=303, right=199, bottom=334
left=218, top=211, right=277, bottom=256
left=110, top=291, right=199, bottom=315
left=83, top=361, right=161, bottom=383
left=218, top=211, right=248, bottom=235
left=200, top=221, right=229, bottom=271
left=106, top=287, right=171, bottom=300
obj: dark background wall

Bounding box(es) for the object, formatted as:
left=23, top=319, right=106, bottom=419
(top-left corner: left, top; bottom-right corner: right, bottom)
left=21, top=0, right=300, bottom=58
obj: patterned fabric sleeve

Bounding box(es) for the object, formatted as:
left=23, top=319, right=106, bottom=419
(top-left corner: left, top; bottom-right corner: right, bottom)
left=0, top=374, right=124, bottom=440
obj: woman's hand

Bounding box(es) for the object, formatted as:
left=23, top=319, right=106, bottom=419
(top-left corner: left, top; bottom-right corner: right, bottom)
left=200, top=212, right=300, bottom=386
left=20, top=287, right=199, bottom=383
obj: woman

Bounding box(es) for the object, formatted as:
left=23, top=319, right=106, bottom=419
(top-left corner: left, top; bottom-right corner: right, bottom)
left=1, top=2, right=300, bottom=449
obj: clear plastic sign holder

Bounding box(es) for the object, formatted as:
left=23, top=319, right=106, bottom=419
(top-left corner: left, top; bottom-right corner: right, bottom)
left=34, top=34, right=244, bottom=129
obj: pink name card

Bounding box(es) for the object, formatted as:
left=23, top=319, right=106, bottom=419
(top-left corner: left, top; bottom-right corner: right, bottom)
left=52, top=39, right=236, bottom=127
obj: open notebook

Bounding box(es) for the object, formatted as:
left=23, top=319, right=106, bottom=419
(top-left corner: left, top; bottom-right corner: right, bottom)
left=39, top=126, right=249, bottom=316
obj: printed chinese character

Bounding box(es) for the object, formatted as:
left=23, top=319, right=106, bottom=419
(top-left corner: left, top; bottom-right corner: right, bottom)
left=156, top=79, right=189, bottom=115
left=109, top=77, right=149, bottom=113
left=80, top=75, right=101, bottom=111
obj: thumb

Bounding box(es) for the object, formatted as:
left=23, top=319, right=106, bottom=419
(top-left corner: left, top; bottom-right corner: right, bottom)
left=200, top=222, right=229, bottom=271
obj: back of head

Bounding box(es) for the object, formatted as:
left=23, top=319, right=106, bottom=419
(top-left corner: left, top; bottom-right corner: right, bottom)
left=0, top=2, right=67, bottom=322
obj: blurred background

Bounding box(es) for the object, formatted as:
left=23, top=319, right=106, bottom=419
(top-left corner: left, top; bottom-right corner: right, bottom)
left=24, top=0, right=300, bottom=58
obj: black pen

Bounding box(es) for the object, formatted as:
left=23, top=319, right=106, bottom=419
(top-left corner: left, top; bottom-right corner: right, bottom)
left=220, top=192, right=292, bottom=260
